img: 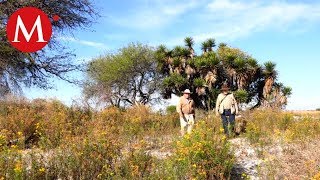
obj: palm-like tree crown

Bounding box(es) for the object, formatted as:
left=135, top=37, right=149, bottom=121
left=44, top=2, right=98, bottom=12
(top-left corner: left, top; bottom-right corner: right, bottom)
left=172, top=46, right=185, bottom=57
left=206, top=38, right=216, bottom=51
left=184, top=37, right=194, bottom=48
left=157, top=44, right=167, bottom=54
left=282, top=86, right=292, bottom=96
left=201, top=41, right=209, bottom=53
left=219, top=43, right=227, bottom=48
left=264, top=61, right=277, bottom=78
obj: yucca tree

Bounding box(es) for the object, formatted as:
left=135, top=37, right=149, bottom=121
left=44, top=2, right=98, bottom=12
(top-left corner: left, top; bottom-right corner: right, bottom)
left=156, top=37, right=291, bottom=110
left=235, top=60, right=248, bottom=89
left=185, top=64, right=195, bottom=79
left=172, top=46, right=190, bottom=70
left=157, top=44, right=167, bottom=53
left=155, top=45, right=175, bottom=75
left=234, top=58, right=260, bottom=90
left=184, top=37, right=195, bottom=58
left=277, top=85, right=292, bottom=108
left=206, top=38, right=216, bottom=51
left=155, top=45, right=168, bottom=73
left=219, top=43, right=227, bottom=48
left=172, top=46, right=185, bottom=57
left=263, top=61, right=278, bottom=99
left=201, top=41, right=209, bottom=54
left=217, top=45, right=237, bottom=88
left=282, top=86, right=292, bottom=96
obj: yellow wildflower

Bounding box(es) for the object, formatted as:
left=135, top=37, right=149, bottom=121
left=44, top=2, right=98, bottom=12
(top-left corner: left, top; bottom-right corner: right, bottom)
left=14, top=162, right=22, bottom=173
left=219, top=128, right=225, bottom=133
left=39, top=167, right=45, bottom=173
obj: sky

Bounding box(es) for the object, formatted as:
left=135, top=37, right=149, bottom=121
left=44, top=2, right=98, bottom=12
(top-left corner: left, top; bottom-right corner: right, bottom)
left=25, top=0, right=320, bottom=110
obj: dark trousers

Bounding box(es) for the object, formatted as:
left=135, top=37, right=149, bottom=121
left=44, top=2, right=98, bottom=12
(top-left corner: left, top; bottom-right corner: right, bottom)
left=221, top=109, right=235, bottom=136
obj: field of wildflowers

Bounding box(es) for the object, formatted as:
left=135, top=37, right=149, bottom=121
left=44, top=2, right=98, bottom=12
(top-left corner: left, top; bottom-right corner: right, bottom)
left=0, top=98, right=319, bottom=179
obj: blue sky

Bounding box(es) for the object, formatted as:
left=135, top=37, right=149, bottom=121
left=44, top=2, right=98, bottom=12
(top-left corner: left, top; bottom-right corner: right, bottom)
left=25, top=0, right=320, bottom=110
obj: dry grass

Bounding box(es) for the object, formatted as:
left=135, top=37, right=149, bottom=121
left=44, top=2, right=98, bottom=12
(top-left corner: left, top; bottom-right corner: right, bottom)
left=273, top=138, right=320, bottom=179
left=0, top=98, right=233, bottom=179
left=242, top=109, right=320, bottom=179
left=1, top=98, right=320, bottom=179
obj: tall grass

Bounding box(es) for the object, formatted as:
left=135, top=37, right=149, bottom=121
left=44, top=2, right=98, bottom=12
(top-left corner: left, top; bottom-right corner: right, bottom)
left=243, top=110, right=320, bottom=145
left=1, top=98, right=319, bottom=179
left=0, top=98, right=233, bottom=179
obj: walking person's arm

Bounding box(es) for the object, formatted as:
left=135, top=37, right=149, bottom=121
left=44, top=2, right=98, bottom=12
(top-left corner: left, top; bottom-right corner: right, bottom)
left=191, top=99, right=195, bottom=119
left=176, top=98, right=183, bottom=117
left=215, top=94, right=221, bottom=116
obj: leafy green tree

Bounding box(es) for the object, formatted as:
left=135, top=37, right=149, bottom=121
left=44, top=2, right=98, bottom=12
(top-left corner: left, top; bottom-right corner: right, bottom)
left=156, top=37, right=292, bottom=110
left=0, top=0, right=97, bottom=95
left=84, top=43, right=162, bottom=108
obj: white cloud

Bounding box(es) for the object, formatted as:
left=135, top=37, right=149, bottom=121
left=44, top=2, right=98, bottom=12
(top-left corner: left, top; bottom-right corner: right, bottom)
left=161, top=0, right=198, bottom=15
left=108, top=0, right=201, bottom=29
left=58, top=36, right=107, bottom=49
left=207, top=0, right=254, bottom=12
left=109, top=0, right=320, bottom=42
left=196, top=0, right=320, bottom=41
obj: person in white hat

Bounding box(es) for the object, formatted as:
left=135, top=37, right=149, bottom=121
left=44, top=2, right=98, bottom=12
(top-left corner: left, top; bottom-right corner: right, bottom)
left=176, top=89, right=195, bottom=135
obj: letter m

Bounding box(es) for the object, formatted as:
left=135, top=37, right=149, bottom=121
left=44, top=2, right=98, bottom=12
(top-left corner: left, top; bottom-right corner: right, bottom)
left=12, top=15, right=47, bottom=42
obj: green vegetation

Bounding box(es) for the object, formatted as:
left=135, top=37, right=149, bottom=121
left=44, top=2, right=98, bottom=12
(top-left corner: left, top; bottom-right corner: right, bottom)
left=244, top=110, right=320, bottom=145
left=1, top=98, right=320, bottom=179
left=170, top=121, right=234, bottom=179
left=0, top=99, right=232, bottom=179
left=0, top=98, right=233, bottom=179
left=84, top=43, right=162, bottom=108
left=156, top=37, right=292, bottom=110
left=0, top=0, right=97, bottom=95
left=166, top=105, right=176, bottom=114
left=83, top=40, right=291, bottom=110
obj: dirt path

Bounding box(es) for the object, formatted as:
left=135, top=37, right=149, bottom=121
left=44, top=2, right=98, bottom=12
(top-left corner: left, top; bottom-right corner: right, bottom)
left=229, top=137, right=263, bottom=179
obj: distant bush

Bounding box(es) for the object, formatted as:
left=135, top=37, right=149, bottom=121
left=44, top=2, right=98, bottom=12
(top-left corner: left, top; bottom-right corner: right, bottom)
left=316, top=108, right=320, bottom=111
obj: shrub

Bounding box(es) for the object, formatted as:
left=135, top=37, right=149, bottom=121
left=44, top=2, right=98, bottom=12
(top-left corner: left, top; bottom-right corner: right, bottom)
left=169, top=120, right=234, bottom=179
left=118, top=146, right=154, bottom=179
left=234, top=89, right=249, bottom=104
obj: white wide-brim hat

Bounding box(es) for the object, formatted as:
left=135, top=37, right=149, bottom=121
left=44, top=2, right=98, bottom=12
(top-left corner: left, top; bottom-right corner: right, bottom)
left=183, top=89, right=191, bottom=94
